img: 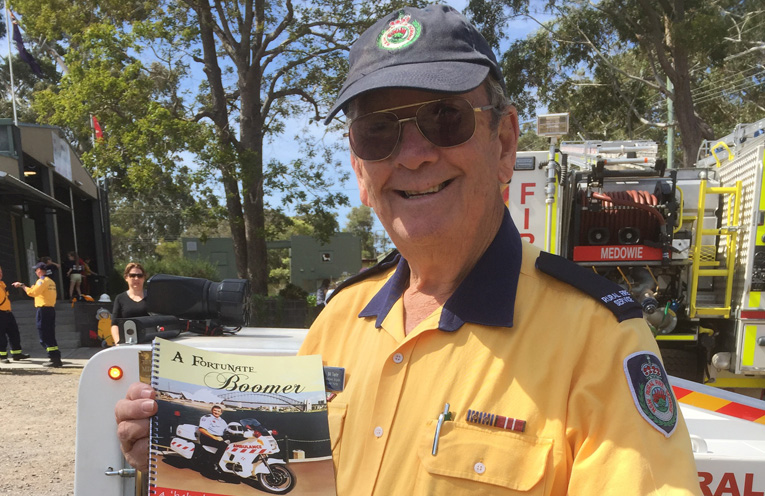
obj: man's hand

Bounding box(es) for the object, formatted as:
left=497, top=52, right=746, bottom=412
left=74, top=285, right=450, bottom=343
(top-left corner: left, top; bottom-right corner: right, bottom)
left=115, top=382, right=157, bottom=472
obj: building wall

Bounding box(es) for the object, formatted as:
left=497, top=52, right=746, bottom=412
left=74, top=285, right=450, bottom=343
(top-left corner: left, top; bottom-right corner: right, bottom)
left=0, top=121, right=111, bottom=298
left=182, top=237, right=239, bottom=280
left=0, top=208, right=19, bottom=283
left=182, top=233, right=363, bottom=293
left=290, top=233, right=362, bottom=292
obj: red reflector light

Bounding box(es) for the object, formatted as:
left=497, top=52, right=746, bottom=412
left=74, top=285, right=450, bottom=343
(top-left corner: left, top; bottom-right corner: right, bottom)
left=108, top=366, right=124, bottom=380
left=740, top=311, right=765, bottom=320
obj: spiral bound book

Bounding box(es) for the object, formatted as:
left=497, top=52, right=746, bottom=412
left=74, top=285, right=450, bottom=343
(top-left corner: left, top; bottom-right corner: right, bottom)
left=149, top=338, right=337, bottom=496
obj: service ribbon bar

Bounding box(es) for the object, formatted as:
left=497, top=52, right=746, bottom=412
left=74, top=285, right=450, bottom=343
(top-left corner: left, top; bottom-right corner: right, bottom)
left=466, top=409, right=526, bottom=432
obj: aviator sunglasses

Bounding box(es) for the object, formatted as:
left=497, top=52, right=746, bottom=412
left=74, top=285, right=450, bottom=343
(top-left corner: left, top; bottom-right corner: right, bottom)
left=347, top=97, right=496, bottom=161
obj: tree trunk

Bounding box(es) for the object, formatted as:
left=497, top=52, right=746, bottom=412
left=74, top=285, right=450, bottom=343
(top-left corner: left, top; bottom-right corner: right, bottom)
left=193, top=0, right=251, bottom=281
left=220, top=165, right=248, bottom=278
left=238, top=143, right=268, bottom=295
left=670, top=46, right=713, bottom=168
left=239, top=65, right=269, bottom=296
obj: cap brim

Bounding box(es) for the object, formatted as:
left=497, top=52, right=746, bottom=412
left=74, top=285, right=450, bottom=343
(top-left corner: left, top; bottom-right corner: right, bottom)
left=324, top=61, right=490, bottom=124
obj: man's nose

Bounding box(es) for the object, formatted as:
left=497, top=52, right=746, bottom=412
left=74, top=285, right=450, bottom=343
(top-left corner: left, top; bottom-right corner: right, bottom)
left=393, top=119, right=438, bottom=169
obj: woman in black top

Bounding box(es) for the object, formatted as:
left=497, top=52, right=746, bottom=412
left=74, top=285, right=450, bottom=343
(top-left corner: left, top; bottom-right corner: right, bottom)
left=110, top=262, right=149, bottom=345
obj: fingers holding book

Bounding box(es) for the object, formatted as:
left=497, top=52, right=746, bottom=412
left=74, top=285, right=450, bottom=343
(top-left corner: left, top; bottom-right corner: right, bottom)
left=115, top=382, right=157, bottom=472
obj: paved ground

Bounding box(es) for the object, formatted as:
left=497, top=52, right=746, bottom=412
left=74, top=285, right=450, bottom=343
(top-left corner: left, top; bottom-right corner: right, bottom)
left=0, top=347, right=103, bottom=496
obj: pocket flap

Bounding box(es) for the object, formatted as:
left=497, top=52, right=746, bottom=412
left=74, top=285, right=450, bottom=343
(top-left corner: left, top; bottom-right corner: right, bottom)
left=418, top=421, right=552, bottom=491
left=327, top=401, right=348, bottom=451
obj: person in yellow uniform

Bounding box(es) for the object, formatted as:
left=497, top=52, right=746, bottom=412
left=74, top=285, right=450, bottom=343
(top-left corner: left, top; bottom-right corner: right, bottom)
left=114, top=4, right=701, bottom=494
left=13, top=262, right=61, bottom=367
left=0, top=265, right=30, bottom=363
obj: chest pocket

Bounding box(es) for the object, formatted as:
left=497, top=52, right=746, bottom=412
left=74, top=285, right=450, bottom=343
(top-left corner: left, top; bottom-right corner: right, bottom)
left=415, top=420, right=552, bottom=495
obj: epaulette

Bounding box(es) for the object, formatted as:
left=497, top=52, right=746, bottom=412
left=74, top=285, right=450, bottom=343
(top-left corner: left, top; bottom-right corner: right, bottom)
left=326, top=249, right=400, bottom=304
left=535, top=251, right=643, bottom=322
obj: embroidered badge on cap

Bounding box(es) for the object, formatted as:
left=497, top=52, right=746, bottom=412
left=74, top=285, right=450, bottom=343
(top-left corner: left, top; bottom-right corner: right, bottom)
left=624, top=352, right=677, bottom=437
left=377, top=13, right=421, bottom=50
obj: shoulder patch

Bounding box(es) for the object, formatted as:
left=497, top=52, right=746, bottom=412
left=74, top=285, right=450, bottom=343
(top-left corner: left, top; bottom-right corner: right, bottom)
left=624, top=352, right=678, bottom=437
left=326, top=250, right=400, bottom=304
left=535, top=251, right=642, bottom=322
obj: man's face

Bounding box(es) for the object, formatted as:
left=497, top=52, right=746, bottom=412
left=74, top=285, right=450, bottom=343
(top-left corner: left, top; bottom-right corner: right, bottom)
left=35, top=268, right=45, bottom=278
left=212, top=407, right=222, bottom=418
left=349, top=85, right=518, bottom=251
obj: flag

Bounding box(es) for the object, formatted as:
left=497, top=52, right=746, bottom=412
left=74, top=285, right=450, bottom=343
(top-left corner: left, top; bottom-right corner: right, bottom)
left=92, top=116, right=104, bottom=140
left=12, top=21, right=43, bottom=77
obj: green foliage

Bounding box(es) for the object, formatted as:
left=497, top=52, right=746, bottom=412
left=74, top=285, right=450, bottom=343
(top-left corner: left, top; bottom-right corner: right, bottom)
left=467, top=0, right=765, bottom=167
left=114, top=256, right=219, bottom=281
left=517, top=124, right=549, bottom=151
left=155, top=240, right=182, bottom=260
left=11, top=0, right=435, bottom=294
left=306, top=293, right=318, bottom=307
left=278, top=283, right=308, bottom=300
left=140, top=257, right=220, bottom=281
left=344, top=205, right=376, bottom=258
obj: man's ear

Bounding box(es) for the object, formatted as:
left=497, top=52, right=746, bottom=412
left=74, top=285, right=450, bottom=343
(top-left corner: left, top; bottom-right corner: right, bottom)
left=350, top=153, right=372, bottom=207
left=497, top=106, right=519, bottom=184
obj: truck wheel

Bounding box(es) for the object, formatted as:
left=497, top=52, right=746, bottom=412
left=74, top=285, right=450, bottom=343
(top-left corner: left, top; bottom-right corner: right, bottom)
left=659, top=348, right=704, bottom=383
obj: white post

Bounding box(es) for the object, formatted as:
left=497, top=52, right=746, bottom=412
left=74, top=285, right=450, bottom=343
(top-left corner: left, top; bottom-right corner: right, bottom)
left=5, top=1, right=18, bottom=126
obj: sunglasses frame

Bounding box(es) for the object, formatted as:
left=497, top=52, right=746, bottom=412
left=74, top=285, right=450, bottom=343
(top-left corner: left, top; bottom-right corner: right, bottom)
left=347, top=97, right=497, bottom=162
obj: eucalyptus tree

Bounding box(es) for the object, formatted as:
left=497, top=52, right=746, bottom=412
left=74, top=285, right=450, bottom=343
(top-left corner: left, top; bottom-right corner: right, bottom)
left=344, top=205, right=375, bottom=259
left=468, top=0, right=764, bottom=167
left=15, top=0, right=421, bottom=294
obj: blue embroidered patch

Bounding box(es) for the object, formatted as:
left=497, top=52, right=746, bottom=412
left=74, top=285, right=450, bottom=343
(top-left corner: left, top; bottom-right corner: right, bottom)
left=624, top=352, right=678, bottom=437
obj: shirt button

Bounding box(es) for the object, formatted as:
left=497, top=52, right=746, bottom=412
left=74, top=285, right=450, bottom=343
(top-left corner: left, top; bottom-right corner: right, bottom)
left=474, top=462, right=486, bottom=475
left=373, top=426, right=384, bottom=438
left=392, top=353, right=404, bottom=364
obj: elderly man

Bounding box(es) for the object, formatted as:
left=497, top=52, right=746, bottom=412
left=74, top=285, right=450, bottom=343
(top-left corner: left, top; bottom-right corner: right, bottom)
left=116, top=5, right=701, bottom=494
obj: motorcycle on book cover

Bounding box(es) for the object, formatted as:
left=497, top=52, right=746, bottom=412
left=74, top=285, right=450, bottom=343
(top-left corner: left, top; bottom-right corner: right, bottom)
left=169, top=416, right=296, bottom=493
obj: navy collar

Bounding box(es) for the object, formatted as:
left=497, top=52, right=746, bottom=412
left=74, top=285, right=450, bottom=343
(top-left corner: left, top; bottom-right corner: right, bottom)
left=359, top=209, right=522, bottom=331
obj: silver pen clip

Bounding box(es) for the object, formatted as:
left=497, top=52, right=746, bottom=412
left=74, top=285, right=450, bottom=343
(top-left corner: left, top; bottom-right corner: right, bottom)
left=431, top=402, right=451, bottom=456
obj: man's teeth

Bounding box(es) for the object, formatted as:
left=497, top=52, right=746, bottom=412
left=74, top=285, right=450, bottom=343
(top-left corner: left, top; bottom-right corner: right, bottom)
left=402, top=182, right=447, bottom=198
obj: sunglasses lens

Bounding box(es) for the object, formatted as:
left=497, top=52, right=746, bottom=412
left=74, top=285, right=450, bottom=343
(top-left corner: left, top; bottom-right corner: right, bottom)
left=349, top=112, right=401, bottom=161
left=417, top=98, right=476, bottom=147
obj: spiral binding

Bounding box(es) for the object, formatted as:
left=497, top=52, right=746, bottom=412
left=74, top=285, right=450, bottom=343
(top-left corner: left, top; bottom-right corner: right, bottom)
left=148, top=338, right=161, bottom=494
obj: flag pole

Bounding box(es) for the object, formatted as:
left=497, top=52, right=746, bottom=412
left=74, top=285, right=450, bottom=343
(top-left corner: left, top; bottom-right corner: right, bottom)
left=5, top=1, right=18, bottom=126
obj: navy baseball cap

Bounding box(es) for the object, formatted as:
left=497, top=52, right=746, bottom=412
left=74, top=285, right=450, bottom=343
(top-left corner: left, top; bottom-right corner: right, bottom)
left=32, top=262, right=46, bottom=270
left=324, top=4, right=504, bottom=124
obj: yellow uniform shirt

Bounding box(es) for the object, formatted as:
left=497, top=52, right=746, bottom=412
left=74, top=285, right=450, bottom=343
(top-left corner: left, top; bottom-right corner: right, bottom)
left=0, top=281, right=11, bottom=312
left=299, top=213, right=701, bottom=496
left=25, top=276, right=57, bottom=307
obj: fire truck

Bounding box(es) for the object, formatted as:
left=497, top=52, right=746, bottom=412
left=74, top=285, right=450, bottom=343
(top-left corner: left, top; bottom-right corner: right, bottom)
left=507, top=117, right=765, bottom=393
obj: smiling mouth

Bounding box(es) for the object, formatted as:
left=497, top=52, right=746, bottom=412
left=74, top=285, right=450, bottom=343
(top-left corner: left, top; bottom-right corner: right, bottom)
left=399, top=179, right=453, bottom=199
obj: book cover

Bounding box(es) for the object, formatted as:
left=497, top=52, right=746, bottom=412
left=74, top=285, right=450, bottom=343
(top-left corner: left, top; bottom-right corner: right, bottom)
left=149, top=338, right=336, bottom=496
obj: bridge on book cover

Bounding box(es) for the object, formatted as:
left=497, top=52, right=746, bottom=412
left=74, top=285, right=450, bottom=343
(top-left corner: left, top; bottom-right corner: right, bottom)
left=220, top=391, right=309, bottom=409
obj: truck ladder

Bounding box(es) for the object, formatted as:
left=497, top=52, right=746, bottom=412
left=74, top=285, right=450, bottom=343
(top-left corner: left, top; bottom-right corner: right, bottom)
left=688, top=178, right=743, bottom=318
